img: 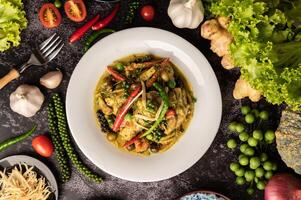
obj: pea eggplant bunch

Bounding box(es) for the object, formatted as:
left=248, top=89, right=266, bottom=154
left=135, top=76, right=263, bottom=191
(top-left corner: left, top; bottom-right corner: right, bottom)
left=226, top=105, right=277, bottom=195
left=48, top=93, right=103, bottom=183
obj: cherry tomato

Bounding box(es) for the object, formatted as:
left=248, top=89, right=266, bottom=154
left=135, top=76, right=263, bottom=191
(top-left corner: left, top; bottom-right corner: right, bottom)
left=32, top=135, right=54, bottom=158
left=165, top=108, right=176, bottom=118
left=64, top=0, right=87, bottom=22
left=38, top=3, right=62, bottom=28
left=140, top=5, right=155, bottom=22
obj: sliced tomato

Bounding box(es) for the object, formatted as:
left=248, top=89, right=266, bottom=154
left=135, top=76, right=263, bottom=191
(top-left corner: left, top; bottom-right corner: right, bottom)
left=39, top=3, right=62, bottom=28
left=64, top=0, right=87, bottom=22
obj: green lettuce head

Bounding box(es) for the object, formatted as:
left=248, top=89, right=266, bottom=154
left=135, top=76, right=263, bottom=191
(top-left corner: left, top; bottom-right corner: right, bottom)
left=0, top=0, right=27, bottom=52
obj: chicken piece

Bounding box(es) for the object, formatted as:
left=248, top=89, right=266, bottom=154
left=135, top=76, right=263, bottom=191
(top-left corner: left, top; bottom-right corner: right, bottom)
left=105, top=92, right=127, bottom=115
left=233, top=76, right=261, bottom=102
left=134, top=138, right=149, bottom=153
left=175, top=106, right=188, bottom=128
left=210, top=30, right=233, bottom=57
left=164, top=116, right=177, bottom=134
left=134, top=99, right=157, bottom=119
left=97, top=96, right=112, bottom=115
left=221, top=54, right=235, bottom=70
left=200, top=19, right=222, bottom=40
left=164, top=88, right=189, bottom=134
left=174, top=88, right=188, bottom=106
left=119, top=120, right=142, bottom=141
left=217, top=16, right=230, bottom=29
left=142, top=58, right=170, bottom=87
left=140, top=66, right=156, bottom=81
left=160, top=64, right=174, bottom=82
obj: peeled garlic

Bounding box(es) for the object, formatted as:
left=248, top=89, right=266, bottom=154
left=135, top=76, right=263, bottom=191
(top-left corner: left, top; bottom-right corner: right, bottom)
left=40, top=70, right=63, bottom=89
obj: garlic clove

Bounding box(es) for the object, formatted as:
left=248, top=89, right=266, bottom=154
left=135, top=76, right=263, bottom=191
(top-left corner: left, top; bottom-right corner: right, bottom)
left=40, top=70, right=63, bottom=89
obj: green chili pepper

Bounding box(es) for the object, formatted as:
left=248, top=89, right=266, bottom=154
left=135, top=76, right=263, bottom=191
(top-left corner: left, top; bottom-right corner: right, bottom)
left=84, top=28, right=115, bottom=52
left=0, top=125, right=37, bottom=152
left=140, top=83, right=170, bottom=138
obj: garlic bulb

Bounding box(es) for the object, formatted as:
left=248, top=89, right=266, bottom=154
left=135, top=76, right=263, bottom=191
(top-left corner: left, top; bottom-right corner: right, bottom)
left=10, top=85, right=45, bottom=117
left=40, top=70, right=63, bottom=89
left=168, top=0, right=204, bottom=29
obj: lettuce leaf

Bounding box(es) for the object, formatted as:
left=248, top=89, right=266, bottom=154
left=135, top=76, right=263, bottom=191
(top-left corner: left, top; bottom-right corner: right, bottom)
left=210, top=0, right=301, bottom=110
left=0, top=0, right=27, bottom=52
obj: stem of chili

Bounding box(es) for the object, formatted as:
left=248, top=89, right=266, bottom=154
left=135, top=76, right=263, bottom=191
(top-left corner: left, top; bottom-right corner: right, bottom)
left=69, top=14, right=100, bottom=44
left=84, top=28, right=115, bottom=52
left=92, top=4, right=120, bottom=31
left=140, top=83, right=170, bottom=138
left=112, top=86, right=142, bottom=132
left=0, top=125, right=37, bottom=152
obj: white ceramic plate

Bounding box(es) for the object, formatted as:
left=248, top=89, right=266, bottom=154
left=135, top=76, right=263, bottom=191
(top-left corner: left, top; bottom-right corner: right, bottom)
left=66, top=27, right=222, bottom=182
left=0, top=155, right=58, bottom=199
left=180, top=190, right=230, bottom=200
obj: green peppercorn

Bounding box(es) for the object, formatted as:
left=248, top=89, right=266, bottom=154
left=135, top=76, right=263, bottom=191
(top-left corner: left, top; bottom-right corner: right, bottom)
left=47, top=102, right=71, bottom=183
left=52, top=94, right=103, bottom=183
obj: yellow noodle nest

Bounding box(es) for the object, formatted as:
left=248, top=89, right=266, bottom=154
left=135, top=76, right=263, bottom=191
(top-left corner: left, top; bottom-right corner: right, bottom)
left=0, top=163, right=52, bottom=200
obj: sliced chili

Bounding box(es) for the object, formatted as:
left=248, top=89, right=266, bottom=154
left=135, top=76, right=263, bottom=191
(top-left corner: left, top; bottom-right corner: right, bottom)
left=112, top=85, right=142, bottom=132
left=165, top=108, right=176, bottom=118
left=123, top=133, right=143, bottom=148
left=146, top=71, right=159, bottom=87
left=107, top=66, right=126, bottom=81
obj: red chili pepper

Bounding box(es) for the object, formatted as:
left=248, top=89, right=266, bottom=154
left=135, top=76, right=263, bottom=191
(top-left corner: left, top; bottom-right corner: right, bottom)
left=92, top=4, right=120, bottom=31
left=146, top=71, right=159, bottom=87
left=165, top=108, right=176, bottom=118
left=69, top=14, right=100, bottom=44
left=107, top=66, right=126, bottom=81
left=112, top=85, right=142, bottom=132
left=123, top=133, right=143, bottom=148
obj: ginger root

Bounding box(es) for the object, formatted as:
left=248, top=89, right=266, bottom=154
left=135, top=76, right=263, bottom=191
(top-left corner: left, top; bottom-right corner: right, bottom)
left=221, top=54, right=235, bottom=70
left=217, top=16, right=230, bottom=29
left=200, top=17, right=234, bottom=69
left=200, top=19, right=221, bottom=40
left=210, top=29, right=232, bottom=57
left=233, top=76, right=261, bottom=102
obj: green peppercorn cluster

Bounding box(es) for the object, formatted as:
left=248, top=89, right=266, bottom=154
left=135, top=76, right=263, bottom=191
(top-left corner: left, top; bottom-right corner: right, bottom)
left=96, top=110, right=112, bottom=133
left=51, top=93, right=103, bottom=183
left=47, top=102, right=71, bottom=183
left=125, top=1, right=140, bottom=24
left=134, top=55, right=152, bottom=63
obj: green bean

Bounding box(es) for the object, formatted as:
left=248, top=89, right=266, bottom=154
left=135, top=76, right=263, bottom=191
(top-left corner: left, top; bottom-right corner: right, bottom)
left=140, top=83, right=170, bottom=138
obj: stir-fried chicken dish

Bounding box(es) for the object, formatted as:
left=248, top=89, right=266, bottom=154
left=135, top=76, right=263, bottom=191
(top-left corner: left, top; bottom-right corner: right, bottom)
left=94, top=54, right=195, bottom=155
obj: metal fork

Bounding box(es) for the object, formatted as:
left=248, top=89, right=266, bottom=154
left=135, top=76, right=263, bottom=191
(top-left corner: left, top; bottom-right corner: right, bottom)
left=0, top=33, right=64, bottom=89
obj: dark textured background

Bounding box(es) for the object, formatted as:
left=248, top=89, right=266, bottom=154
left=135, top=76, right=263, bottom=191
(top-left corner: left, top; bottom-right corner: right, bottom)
left=0, top=0, right=293, bottom=199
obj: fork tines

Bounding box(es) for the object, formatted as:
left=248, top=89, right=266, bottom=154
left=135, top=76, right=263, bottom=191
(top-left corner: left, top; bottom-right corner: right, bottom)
left=39, top=33, right=64, bottom=62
